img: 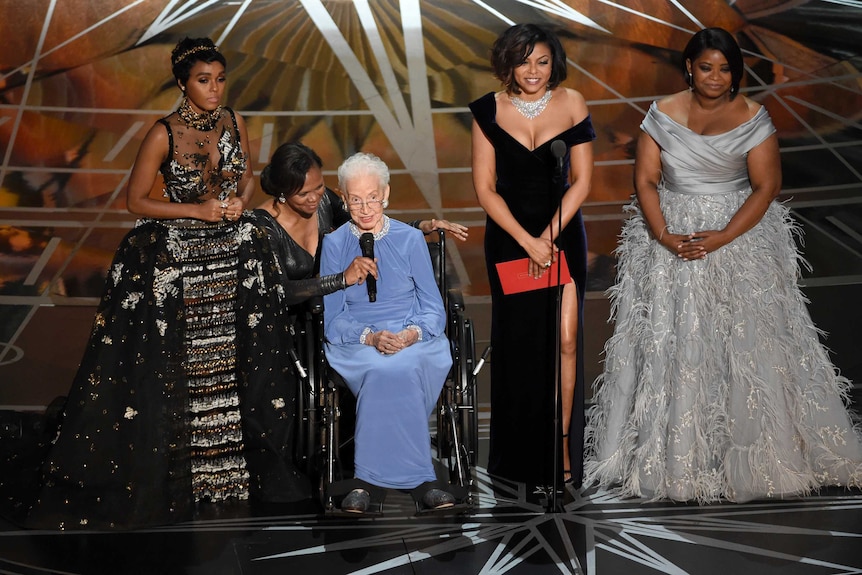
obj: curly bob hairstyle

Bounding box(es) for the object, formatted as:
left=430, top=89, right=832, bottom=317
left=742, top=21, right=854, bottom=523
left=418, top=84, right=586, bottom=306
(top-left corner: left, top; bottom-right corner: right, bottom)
left=170, top=37, right=226, bottom=85
left=490, top=23, right=567, bottom=94
left=682, top=27, right=744, bottom=100
left=259, top=142, right=323, bottom=200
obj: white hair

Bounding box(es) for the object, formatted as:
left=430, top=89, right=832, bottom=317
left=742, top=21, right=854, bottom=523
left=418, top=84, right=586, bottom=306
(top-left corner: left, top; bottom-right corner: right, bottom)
left=337, top=152, right=390, bottom=191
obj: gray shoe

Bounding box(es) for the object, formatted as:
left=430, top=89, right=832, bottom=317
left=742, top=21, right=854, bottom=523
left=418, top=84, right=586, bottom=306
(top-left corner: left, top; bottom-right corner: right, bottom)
left=341, top=488, right=371, bottom=513
left=422, top=488, right=456, bottom=510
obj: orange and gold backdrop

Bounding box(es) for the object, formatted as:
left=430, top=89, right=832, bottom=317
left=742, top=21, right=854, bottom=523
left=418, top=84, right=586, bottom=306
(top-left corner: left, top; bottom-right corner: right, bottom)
left=2, top=1, right=861, bottom=400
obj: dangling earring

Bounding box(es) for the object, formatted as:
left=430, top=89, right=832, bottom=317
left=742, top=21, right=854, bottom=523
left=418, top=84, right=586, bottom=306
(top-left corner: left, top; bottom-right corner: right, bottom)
left=730, top=86, right=735, bottom=94
left=382, top=199, right=389, bottom=209
left=277, top=194, right=286, bottom=204
left=688, top=72, right=693, bottom=91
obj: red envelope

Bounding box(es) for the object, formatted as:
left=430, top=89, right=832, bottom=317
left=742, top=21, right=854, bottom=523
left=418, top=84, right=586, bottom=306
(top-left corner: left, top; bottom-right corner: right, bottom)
left=495, top=252, right=572, bottom=295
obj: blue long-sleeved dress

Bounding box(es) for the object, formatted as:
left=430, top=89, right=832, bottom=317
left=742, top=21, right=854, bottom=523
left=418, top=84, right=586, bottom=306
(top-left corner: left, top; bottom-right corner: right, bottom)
left=321, top=216, right=451, bottom=489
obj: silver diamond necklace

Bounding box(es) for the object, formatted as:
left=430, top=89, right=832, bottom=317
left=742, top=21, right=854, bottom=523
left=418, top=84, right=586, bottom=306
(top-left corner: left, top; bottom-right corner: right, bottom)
left=510, top=89, right=552, bottom=120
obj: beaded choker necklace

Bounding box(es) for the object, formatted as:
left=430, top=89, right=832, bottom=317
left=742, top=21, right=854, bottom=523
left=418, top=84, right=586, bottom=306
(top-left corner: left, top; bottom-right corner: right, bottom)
left=177, top=98, right=222, bottom=131
left=349, top=215, right=390, bottom=241
left=510, top=89, right=552, bottom=120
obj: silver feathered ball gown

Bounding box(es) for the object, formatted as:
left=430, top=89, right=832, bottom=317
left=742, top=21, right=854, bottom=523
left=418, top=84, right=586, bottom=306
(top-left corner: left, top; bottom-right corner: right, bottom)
left=583, top=102, right=862, bottom=503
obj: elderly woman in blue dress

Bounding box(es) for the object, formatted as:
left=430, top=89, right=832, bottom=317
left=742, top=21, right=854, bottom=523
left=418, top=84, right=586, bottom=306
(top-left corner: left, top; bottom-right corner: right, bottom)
left=320, top=152, right=456, bottom=513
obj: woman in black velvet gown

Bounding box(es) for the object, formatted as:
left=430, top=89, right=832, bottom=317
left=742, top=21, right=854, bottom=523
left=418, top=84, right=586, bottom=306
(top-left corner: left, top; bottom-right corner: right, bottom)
left=469, top=24, right=595, bottom=489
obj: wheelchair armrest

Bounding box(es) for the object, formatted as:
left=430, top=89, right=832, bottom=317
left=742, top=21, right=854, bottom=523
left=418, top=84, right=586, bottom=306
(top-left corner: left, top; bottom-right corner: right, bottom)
left=447, top=288, right=465, bottom=313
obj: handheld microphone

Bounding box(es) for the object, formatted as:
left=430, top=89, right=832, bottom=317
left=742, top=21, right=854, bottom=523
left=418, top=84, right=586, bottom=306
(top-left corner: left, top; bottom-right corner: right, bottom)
left=359, top=232, right=377, bottom=302
left=550, top=139, right=566, bottom=177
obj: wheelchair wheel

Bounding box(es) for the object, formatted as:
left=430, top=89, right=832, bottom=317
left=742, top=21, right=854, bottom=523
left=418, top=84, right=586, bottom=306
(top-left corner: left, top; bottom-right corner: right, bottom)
left=437, top=308, right=477, bottom=490
left=441, top=396, right=471, bottom=489
left=317, top=375, right=339, bottom=511
left=292, top=311, right=319, bottom=479
left=460, top=318, right=479, bottom=467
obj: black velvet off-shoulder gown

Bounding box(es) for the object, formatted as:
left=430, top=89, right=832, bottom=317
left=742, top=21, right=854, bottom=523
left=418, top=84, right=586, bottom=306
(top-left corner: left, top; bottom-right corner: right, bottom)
left=469, top=92, right=595, bottom=487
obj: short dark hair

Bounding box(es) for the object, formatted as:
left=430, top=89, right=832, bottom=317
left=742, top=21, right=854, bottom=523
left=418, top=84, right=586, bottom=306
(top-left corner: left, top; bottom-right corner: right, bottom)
left=490, top=23, right=567, bottom=94
left=260, top=142, right=323, bottom=200
left=682, top=27, right=744, bottom=100
left=170, top=37, right=226, bottom=84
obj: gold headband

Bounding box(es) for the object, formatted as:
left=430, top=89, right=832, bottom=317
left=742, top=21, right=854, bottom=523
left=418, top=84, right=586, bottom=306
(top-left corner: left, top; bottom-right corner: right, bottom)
left=173, top=44, right=218, bottom=65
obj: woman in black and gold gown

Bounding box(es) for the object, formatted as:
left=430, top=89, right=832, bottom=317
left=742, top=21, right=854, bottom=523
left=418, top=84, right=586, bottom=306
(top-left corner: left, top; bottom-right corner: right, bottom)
left=470, top=24, right=595, bottom=489
left=20, top=38, right=326, bottom=530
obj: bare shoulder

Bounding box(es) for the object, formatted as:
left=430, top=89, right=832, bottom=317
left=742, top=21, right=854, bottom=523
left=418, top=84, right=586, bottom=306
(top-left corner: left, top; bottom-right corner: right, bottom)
left=655, top=91, right=688, bottom=116
left=742, top=95, right=764, bottom=119
left=558, top=87, right=588, bottom=121
left=144, top=120, right=169, bottom=141
left=139, top=121, right=170, bottom=156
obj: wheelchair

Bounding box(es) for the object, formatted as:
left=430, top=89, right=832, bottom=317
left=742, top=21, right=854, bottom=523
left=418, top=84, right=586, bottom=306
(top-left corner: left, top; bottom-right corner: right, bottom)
left=291, top=230, right=482, bottom=514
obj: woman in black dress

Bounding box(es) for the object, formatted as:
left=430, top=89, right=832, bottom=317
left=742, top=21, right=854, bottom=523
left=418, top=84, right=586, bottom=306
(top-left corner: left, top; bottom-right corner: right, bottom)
left=469, top=24, right=595, bottom=489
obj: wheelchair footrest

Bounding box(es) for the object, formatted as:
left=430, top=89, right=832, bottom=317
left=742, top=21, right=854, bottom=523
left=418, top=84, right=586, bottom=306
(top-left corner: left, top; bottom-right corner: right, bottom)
left=323, top=478, right=474, bottom=517
left=325, top=506, right=384, bottom=517
left=413, top=497, right=472, bottom=516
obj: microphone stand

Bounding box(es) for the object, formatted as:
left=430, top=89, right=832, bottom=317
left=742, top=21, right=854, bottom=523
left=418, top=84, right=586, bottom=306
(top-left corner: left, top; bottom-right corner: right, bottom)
left=548, top=140, right=566, bottom=514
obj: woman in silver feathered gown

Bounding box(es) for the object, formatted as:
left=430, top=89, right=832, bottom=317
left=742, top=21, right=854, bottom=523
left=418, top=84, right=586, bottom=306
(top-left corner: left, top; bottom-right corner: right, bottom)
left=583, top=28, right=862, bottom=503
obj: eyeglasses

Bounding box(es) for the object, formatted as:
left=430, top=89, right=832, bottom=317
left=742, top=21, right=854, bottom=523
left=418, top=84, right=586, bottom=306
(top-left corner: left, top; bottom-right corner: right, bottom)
left=346, top=197, right=385, bottom=211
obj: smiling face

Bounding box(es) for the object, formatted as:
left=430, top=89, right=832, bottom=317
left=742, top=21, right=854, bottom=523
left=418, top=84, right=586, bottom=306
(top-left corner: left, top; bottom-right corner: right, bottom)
left=512, top=42, right=552, bottom=99
left=343, top=172, right=389, bottom=234
left=284, top=165, right=326, bottom=218
left=180, top=60, right=226, bottom=113
left=687, top=49, right=732, bottom=99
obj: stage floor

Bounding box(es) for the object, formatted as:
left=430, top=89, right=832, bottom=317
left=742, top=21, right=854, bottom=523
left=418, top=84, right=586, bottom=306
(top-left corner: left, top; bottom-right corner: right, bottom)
left=3, top=455, right=862, bottom=574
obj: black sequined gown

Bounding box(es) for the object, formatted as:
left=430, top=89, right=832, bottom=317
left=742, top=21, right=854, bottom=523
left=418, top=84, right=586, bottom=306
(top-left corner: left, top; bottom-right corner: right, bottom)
left=23, top=107, right=307, bottom=530
left=469, top=92, right=596, bottom=487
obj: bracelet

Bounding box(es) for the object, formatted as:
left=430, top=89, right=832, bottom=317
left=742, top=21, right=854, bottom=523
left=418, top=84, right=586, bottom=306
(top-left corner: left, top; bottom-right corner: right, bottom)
left=658, top=225, right=669, bottom=241
left=319, top=272, right=347, bottom=294
left=405, top=324, right=423, bottom=341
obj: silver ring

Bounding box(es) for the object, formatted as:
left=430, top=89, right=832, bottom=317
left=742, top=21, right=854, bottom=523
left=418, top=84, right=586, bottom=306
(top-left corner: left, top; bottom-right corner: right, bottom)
left=543, top=260, right=551, bottom=268
left=220, top=202, right=228, bottom=209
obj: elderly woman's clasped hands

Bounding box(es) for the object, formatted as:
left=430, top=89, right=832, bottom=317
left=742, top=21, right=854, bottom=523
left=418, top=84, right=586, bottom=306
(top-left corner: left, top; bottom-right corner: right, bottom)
left=366, top=328, right=420, bottom=355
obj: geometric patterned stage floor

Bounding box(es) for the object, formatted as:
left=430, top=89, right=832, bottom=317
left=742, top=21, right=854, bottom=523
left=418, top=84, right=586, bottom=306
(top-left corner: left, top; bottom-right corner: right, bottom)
left=2, top=466, right=862, bottom=574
